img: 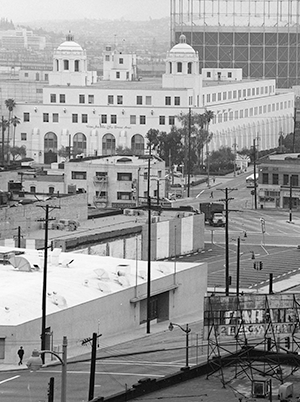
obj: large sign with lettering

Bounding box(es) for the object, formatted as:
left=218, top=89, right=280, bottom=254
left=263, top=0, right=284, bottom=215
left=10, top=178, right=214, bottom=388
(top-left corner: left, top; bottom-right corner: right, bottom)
left=203, top=294, right=300, bottom=340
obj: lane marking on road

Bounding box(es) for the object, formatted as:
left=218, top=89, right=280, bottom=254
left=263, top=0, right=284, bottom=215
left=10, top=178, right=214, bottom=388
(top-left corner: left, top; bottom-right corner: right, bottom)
left=0, top=375, right=20, bottom=384
left=43, top=369, right=164, bottom=377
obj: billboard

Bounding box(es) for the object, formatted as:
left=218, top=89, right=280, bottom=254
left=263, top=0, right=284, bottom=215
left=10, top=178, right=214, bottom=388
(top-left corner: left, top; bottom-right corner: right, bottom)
left=204, top=294, right=300, bottom=340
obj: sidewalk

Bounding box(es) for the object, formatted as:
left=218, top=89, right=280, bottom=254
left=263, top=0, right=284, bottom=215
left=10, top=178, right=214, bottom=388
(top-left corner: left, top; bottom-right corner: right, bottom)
left=0, top=312, right=204, bottom=372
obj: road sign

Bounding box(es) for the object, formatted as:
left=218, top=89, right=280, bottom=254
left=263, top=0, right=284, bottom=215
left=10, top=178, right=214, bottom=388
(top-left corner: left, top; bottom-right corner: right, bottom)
left=260, top=218, right=266, bottom=233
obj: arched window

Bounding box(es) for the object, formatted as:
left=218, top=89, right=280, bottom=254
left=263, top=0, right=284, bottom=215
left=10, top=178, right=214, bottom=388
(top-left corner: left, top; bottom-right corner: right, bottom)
left=63, top=60, right=69, bottom=70
left=188, top=62, right=192, bottom=74
left=177, top=62, right=182, bottom=73
left=73, top=132, right=87, bottom=156
left=169, top=62, right=172, bottom=74
left=44, top=132, right=58, bottom=164
left=102, top=133, right=116, bottom=155
left=75, top=60, right=80, bottom=72
left=56, top=59, right=59, bottom=71
left=131, top=134, right=144, bottom=155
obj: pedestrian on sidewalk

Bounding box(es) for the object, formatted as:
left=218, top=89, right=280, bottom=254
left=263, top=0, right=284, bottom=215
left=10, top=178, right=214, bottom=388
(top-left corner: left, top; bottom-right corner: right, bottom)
left=210, top=191, right=214, bottom=199
left=17, top=346, right=24, bottom=365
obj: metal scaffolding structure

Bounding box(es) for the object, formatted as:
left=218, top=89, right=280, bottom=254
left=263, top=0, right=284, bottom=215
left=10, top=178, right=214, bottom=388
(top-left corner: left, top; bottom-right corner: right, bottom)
left=170, top=0, right=300, bottom=88
left=204, top=294, right=300, bottom=388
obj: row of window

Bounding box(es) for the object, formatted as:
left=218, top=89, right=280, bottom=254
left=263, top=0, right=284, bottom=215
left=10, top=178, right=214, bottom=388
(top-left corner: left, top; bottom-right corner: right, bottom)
left=262, top=173, right=299, bottom=187
left=50, top=94, right=95, bottom=104
left=24, top=112, right=176, bottom=126
left=205, top=85, right=275, bottom=104
left=212, top=101, right=292, bottom=124
left=49, top=94, right=182, bottom=107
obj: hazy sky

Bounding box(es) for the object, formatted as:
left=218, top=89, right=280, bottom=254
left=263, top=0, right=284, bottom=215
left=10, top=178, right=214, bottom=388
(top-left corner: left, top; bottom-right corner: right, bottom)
left=1, top=0, right=170, bottom=22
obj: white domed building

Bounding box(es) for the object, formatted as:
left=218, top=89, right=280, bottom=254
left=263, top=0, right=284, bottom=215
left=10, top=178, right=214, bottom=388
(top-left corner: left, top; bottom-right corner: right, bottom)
left=11, top=33, right=294, bottom=167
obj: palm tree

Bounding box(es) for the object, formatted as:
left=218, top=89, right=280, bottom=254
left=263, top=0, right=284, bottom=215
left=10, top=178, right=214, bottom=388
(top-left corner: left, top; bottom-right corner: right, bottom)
left=10, top=115, right=20, bottom=148
left=5, top=98, right=16, bottom=148
left=0, top=118, right=9, bottom=165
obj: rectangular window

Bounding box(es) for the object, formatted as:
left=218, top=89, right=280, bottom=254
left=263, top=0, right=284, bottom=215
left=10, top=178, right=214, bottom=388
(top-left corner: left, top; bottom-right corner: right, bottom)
left=140, top=115, right=146, bottom=124
left=50, top=94, right=56, bottom=103
left=223, top=92, right=227, bottom=100
left=82, top=114, right=88, bottom=123
left=60, top=94, right=65, bottom=103
left=101, top=114, right=107, bottom=124
left=117, top=173, right=132, bottom=181
left=88, top=95, right=94, bottom=104
left=254, top=107, right=258, bottom=115
left=146, top=96, right=152, bottom=105
left=283, top=174, right=289, bottom=185
left=228, top=72, right=232, bottom=78
left=169, top=116, right=175, bottom=125
left=117, top=95, right=123, bottom=105
left=243, top=89, right=246, bottom=97
left=259, top=106, right=262, bottom=114
left=260, top=87, right=264, bottom=94
left=52, top=113, right=59, bottom=123
left=79, top=94, right=85, bottom=104
left=228, top=91, right=232, bottom=100
left=165, top=96, right=171, bottom=105
left=229, top=111, right=233, bottom=121
left=247, top=88, right=251, bottom=96
left=43, top=113, right=49, bottom=122
left=23, top=112, right=30, bottom=122
left=108, top=95, right=114, bottom=104
left=250, top=107, right=253, bottom=116
left=159, top=116, right=165, bottom=125
left=64, top=60, right=69, bottom=70
left=174, top=96, right=180, bottom=105
left=252, top=88, right=255, bottom=96
left=117, top=192, right=132, bottom=200
left=36, top=88, right=43, bottom=93
left=206, top=94, right=211, bottom=103
left=111, top=115, right=117, bottom=124
left=119, top=58, right=123, bottom=64
left=137, top=96, right=143, bottom=105
left=233, top=90, right=237, bottom=98
left=238, top=90, right=241, bottom=98
left=291, top=175, right=299, bottom=187
left=240, top=110, right=244, bottom=118
left=268, top=104, right=271, bottom=112
left=272, top=174, right=279, bottom=185
left=245, top=109, right=248, bottom=117
left=130, top=115, right=136, bottom=124
left=218, top=93, right=222, bottom=101
left=212, top=93, right=216, bottom=102
left=207, top=71, right=211, bottom=78
left=263, top=105, right=267, bottom=113
left=256, top=87, right=259, bottom=95
left=234, top=110, right=238, bottom=119
left=262, top=173, right=269, bottom=184
left=21, top=133, right=27, bottom=141
left=116, top=71, right=120, bottom=79
left=105, top=55, right=110, bottom=61
left=71, top=171, right=87, bottom=180
left=72, top=114, right=78, bottom=123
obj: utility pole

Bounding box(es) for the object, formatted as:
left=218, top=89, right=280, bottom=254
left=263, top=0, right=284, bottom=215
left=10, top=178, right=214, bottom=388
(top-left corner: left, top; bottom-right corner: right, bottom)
left=187, top=107, right=191, bottom=197
left=37, top=204, right=60, bottom=363
left=219, top=187, right=236, bottom=296
left=88, top=332, right=97, bottom=401
left=146, top=146, right=152, bottom=334
left=236, top=237, right=240, bottom=296
left=289, top=176, right=293, bottom=223
left=1, top=116, right=5, bottom=166
left=253, top=139, right=258, bottom=210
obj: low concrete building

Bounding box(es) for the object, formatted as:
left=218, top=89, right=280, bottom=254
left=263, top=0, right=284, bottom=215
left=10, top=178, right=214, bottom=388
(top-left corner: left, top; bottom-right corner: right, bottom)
left=0, top=246, right=207, bottom=364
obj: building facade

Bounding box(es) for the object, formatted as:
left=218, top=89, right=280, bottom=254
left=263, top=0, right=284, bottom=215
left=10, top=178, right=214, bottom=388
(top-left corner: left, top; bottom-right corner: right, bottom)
left=258, top=154, right=300, bottom=209
left=171, top=0, right=300, bottom=88
left=6, top=33, right=295, bottom=166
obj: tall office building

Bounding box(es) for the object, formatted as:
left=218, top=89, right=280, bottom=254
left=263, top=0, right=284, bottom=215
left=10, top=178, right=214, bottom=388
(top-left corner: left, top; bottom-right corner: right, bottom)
left=170, top=0, right=300, bottom=88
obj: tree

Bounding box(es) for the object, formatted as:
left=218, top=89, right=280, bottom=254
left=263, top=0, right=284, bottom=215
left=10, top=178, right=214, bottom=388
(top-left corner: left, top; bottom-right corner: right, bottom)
left=0, top=118, right=9, bottom=165
left=5, top=99, right=16, bottom=161
left=209, top=146, right=235, bottom=173
left=10, top=146, right=26, bottom=161
left=10, top=115, right=20, bottom=148
left=146, top=129, right=160, bottom=152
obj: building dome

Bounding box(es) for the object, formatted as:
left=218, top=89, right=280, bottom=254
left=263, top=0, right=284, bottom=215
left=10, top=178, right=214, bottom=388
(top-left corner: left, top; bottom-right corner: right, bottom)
left=57, top=32, right=83, bottom=52
left=170, top=34, right=195, bottom=54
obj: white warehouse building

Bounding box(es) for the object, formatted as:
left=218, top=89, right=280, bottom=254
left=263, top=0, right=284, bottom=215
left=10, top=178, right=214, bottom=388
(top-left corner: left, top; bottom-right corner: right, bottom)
left=8, top=33, right=295, bottom=164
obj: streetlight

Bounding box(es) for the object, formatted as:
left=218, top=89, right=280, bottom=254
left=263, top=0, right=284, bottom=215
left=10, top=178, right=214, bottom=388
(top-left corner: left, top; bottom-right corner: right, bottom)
left=168, top=322, right=191, bottom=369
left=26, top=336, right=68, bottom=402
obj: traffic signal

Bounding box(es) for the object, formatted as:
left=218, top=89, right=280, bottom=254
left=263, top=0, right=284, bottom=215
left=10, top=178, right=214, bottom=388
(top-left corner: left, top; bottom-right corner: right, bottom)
left=259, top=261, right=263, bottom=270
left=285, top=336, right=291, bottom=349
left=251, top=251, right=255, bottom=259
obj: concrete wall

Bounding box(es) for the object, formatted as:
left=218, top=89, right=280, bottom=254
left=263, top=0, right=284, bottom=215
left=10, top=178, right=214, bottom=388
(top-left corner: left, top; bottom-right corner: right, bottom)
left=0, top=262, right=207, bottom=363
left=0, top=193, right=88, bottom=239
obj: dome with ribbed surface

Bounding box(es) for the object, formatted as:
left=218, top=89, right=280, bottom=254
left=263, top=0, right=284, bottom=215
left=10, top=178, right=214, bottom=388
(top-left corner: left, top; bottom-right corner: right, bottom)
left=57, top=32, right=83, bottom=52
left=170, top=34, right=195, bottom=54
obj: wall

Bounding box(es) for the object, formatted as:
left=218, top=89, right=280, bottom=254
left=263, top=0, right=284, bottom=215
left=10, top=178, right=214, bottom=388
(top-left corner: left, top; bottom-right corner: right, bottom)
left=0, top=193, right=87, bottom=239
left=0, top=262, right=206, bottom=364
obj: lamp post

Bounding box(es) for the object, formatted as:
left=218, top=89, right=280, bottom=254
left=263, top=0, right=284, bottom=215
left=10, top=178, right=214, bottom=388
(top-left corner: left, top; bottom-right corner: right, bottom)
left=27, top=336, right=67, bottom=402
left=168, top=322, right=191, bottom=369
